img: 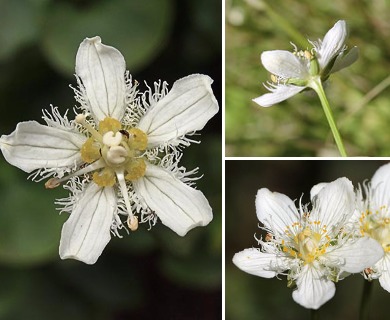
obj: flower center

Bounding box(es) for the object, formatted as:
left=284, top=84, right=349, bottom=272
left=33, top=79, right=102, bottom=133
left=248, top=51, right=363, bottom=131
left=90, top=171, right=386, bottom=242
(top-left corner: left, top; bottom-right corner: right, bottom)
left=293, top=48, right=320, bottom=77
left=281, top=220, right=330, bottom=264
left=43, top=115, right=148, bottom=231
left=77, top=115, right=147, bottom=187
left=360, top=206, right=390, bottom=252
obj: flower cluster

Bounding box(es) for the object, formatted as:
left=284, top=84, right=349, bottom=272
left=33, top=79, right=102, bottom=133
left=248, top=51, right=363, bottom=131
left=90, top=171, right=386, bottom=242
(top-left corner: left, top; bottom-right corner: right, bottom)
left=253, top=20, right=358, bottom=107
left=353, top=163, right=390, bottom=292
left=233, top=165, right=390, bottom=309
left=0, top=37, right=219, bottom=264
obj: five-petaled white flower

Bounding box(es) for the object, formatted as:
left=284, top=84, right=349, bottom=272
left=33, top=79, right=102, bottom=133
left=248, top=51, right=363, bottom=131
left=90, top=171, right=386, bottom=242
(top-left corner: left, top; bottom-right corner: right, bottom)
left=253, top=20, right=359, bottom=107
left=233, top=178, right=383, bottom=309
left=0, top=36, right=219, bottom=264
left=353, top=163, right=390, bottom=292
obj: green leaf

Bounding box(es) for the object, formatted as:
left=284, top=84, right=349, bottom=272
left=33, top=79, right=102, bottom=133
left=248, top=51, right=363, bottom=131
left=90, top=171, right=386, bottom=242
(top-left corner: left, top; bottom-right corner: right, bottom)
left=41, top=0, right=173, bottom=76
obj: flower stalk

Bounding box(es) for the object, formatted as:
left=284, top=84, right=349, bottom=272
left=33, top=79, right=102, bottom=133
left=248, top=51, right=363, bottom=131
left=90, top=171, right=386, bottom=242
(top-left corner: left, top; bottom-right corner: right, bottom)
left=310, top=309, right=319, bottom=320
left=359, top=280, right=373, bottom=320
left=309, top=78, right=348, bottom=157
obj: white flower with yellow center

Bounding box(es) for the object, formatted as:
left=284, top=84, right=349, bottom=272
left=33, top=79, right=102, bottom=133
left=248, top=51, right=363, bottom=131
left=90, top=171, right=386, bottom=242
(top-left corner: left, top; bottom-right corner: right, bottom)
left=233, top=178, right=383, bottom=309
left=0, top=36, right=219, bottom=264
left=353, top=163, right=390, bottom=292
left=253, top=20, right=359, bottom=107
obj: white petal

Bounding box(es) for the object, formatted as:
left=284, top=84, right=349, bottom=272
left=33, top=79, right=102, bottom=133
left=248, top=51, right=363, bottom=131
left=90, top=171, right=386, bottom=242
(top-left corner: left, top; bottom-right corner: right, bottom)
left=325, top=237, right=384, bottom=273
left=310, top=177, right=354, bottom=234
left=331, top=46, right=359, bottom=73
left=137, top=74, right=219, bottom=148
left=261, top=50, right=309, bottom=79
left=371, top=163, right=390, bottom=209
left=292, top=264, right=336, bottom=309
left=253, top=84, right=305, bottom=107
left=310, top=182, right=328, bottom=200
left=378, top=253, right=390, bottom=293
left=59, top=183, right=116, bottom=264
left=133, top=164, right=212, bottom=236
left=317, top=20, right=347, bottom=69
left=0, top=121, right=84, bottom=173
left=232, top=248, right=284, bottom=278
left=76, top=36, right=126, bottom=121
left=255, top=188, right=300, bottom=235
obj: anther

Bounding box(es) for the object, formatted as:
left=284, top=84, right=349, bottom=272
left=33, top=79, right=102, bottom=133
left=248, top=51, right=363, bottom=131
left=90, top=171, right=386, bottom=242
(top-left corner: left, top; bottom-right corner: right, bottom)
left=265, top=233, right=273, bottom=241
left=364, top=267, right=373, bottom=276
left=75, top=114, right=102, bottom=142
left=304, top=50, right=313, bottom=60
left=45, top=178, right=60, bottom=189
left=127, top=215, right=139, bottom=231
left=75, top=114, right=86, bottom=124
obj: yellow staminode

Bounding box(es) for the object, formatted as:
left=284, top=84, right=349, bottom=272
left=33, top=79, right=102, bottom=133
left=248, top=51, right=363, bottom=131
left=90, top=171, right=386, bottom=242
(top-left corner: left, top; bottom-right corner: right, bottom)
left=360, top=207, right=390, bottom=252
left=98, top=117, right=122, bottom=134
left=81, top=138, right=100, bottom=163
left=93, top=167, right=116, bottom=187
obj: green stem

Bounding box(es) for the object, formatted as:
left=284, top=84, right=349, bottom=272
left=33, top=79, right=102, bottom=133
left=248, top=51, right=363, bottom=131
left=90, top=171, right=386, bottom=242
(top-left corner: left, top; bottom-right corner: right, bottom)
left=310, top=78, right=348, bottom=157
left=359, top=280, right=373, bottom=320
left=310, top=308, right=319, bottom=320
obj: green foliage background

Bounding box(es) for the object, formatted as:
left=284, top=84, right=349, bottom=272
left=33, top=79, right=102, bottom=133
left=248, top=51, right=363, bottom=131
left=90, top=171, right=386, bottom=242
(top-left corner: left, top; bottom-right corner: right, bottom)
left=0, top=0, right=222, bottom=319
left=226, top=160, right=389, bottom=319
left=226, top=0, right=390, bottom=156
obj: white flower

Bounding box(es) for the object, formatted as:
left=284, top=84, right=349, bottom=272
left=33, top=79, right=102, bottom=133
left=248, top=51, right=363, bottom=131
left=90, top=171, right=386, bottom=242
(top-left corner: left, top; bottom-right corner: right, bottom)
left=233, top=178, right=383, bottom=309
left=0, top=36, right=219, bottom=264
left=353, top=163, right=390, bottom=292
left=253, top=20, right=359, bottom=107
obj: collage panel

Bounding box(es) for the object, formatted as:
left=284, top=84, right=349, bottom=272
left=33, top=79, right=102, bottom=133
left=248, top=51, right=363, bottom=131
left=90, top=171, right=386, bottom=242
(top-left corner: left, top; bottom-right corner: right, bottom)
left=0, top=0, right=222, bottom=319
left=226, top=160, right=389, bottom=319
left=226, top=0, right=390, bottom=157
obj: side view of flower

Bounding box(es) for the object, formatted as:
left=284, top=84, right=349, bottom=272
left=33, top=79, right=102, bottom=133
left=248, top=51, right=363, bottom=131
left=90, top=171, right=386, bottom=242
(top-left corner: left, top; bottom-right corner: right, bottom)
left=0, top=36, right=219, bottom=264
left=253, top=20, right=358, bottom=157
left=253, top=20, right=358, bottom=107
left=233, top=178, right=383, bottom=309
left=353, top=163, right=390, bottom=292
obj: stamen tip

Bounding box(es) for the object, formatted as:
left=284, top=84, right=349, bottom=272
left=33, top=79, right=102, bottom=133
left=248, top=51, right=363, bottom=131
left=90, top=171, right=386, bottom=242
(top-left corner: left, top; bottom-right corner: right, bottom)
left=127, top=215, right=139, bottom=231
left=75, top=114, right=86, bottom=123
left=45, top=178, right=60, bottom=189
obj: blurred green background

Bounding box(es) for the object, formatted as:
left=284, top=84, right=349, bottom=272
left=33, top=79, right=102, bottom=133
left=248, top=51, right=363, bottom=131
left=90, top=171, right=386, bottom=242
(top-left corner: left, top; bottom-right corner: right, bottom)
left=226, top=0, right=390, bottom=156
left=0, top=0, right=221, bottom=319
left=226, top=160, right=389, bottom=319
